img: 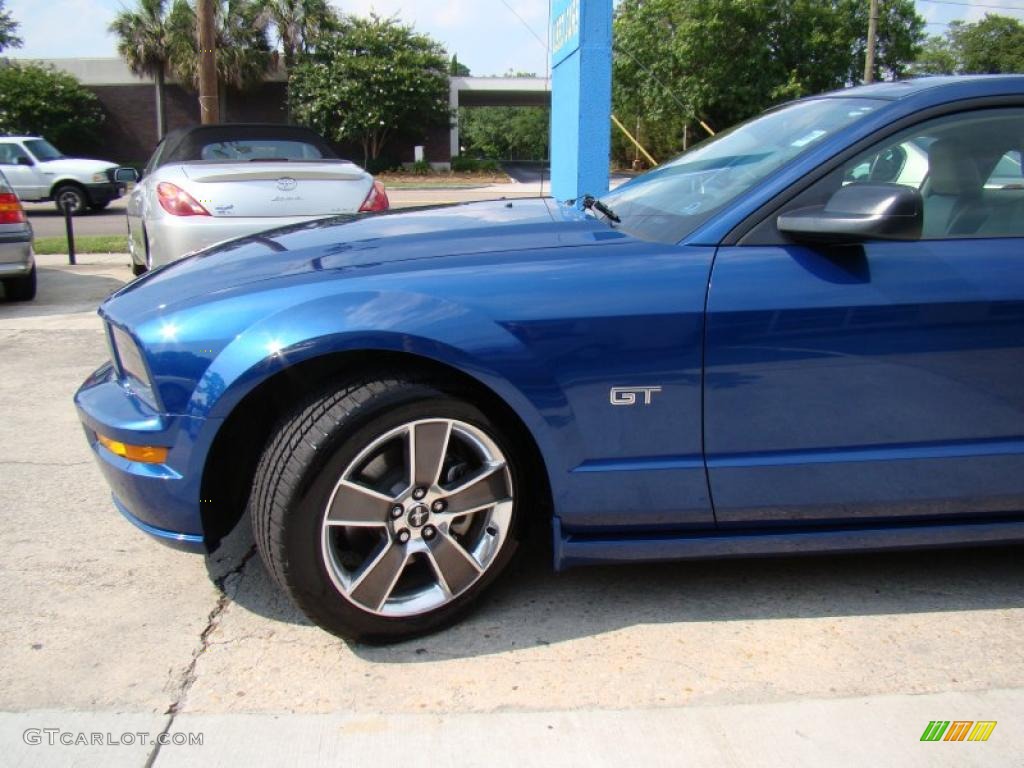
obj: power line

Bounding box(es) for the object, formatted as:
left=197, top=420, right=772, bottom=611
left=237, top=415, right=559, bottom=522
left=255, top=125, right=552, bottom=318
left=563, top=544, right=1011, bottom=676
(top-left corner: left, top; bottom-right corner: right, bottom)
left=918, top=0, right=1024, bottom=10
left=496, top=0, right=550, bottom=53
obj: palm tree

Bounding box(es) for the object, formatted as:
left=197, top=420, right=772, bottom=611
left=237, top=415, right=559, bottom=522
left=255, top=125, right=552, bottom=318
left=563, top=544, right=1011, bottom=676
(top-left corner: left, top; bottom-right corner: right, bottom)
left=110, top=0, right=181, bottom=140
left=259, top=0, right=339, bottom=69
left=0, top=0, right=23, bottom=53
left=169, top=0, right=274, bottom=104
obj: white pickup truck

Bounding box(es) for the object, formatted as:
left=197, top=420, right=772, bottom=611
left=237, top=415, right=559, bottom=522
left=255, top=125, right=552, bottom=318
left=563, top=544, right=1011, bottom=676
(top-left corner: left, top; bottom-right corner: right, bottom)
left=0, top=136, right=123, bottom=215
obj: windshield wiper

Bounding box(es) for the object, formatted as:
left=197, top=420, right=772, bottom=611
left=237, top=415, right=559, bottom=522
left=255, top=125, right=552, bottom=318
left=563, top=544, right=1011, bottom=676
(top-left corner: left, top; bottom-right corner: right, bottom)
left=581, top=194, right=620, bottom=223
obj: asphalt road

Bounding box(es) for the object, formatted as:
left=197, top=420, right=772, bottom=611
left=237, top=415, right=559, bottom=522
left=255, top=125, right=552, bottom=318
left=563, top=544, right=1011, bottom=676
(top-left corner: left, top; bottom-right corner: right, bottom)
left=24, top=200, right=130, bottom=239
left=0, top=256, right=1021, bottom=766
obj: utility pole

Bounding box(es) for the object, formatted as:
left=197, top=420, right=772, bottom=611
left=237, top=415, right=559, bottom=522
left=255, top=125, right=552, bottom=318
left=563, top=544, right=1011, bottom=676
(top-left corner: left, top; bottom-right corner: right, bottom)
left=864, top=0, right=879, bottom=84
left=197, top=0, right=219, bottom=123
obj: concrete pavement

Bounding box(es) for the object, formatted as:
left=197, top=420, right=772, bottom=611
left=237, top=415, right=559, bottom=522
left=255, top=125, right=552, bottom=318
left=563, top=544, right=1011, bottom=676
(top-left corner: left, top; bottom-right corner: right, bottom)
left=0, top=255, right=1022, bottom=766
left=3, top=688, right=1021, bottom=767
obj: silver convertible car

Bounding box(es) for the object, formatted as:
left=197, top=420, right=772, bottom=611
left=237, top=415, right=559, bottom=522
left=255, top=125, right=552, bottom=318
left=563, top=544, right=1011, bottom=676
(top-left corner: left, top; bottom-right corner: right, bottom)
left=117, top=124, right=389, bottom=274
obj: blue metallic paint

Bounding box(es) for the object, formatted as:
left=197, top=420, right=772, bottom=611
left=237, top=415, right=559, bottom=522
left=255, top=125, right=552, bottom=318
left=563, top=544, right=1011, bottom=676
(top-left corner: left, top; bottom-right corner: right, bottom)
left=705, top=239, right=1024, bottom=524
left=74, top=77, right=1024, bottom=569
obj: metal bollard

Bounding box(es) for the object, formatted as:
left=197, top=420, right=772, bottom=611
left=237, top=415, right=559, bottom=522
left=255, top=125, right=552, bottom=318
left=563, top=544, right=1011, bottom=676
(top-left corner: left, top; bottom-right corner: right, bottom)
left=63, top=201, right=76, bottom=266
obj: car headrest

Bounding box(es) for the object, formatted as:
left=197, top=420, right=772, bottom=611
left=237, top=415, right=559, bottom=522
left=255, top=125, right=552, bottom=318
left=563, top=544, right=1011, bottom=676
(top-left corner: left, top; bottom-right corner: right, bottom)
left=928, top=138, right=982, bottom=196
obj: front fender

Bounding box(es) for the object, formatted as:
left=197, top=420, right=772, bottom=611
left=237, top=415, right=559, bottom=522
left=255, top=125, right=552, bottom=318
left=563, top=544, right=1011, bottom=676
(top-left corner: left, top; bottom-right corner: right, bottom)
left=187, top=288, right=579, bottom=478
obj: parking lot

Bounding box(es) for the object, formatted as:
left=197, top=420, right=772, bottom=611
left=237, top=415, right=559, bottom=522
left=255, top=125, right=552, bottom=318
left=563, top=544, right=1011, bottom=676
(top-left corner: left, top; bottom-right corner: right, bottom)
left=20, top=178, right=559, bottom=241
left=0, top=255, right=1022, bottom=766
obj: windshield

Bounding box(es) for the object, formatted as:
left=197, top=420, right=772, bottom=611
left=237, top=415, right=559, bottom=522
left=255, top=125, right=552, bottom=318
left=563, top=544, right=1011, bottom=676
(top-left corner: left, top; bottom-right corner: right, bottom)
left=24, top=139, right=64, bottom=161
left=599, top=97, right=885, bottom=244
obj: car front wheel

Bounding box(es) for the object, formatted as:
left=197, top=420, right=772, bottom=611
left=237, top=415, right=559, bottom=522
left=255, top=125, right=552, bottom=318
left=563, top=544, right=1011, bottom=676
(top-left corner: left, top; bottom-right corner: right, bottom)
left=52, top=185, right=87, bottom=216
left=251, top=377, right=521, bottom=642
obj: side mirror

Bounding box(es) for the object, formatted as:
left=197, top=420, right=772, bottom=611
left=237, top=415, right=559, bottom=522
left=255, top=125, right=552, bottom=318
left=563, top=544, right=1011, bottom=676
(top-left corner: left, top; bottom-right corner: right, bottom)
left=16, top=156, right=34, bottom=167
left=778, top=183, right=923, bottom=243
left=114, top=167, right=140, bottom=183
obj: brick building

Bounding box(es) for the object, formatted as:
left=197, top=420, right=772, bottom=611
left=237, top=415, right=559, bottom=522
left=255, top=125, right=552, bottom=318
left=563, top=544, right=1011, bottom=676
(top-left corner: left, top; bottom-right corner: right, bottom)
left=20, top=59, right=549, bottom=170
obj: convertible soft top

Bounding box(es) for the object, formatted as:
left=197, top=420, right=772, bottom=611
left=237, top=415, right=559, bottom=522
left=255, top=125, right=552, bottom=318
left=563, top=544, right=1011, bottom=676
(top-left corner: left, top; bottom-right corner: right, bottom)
left=155, top=123, right=340, bottom=167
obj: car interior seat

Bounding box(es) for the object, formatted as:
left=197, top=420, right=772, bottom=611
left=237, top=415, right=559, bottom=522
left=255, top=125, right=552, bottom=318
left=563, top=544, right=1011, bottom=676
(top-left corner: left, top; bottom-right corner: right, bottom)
left=923, top=138, right=986, bottom=237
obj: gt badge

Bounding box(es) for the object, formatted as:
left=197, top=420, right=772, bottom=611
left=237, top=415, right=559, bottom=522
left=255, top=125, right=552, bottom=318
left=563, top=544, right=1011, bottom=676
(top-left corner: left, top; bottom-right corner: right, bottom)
left=610, top=386, right=662, bottom=406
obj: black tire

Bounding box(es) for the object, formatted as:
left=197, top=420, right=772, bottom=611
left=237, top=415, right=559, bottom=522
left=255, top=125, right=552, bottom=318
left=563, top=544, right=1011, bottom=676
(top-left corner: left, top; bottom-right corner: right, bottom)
left=89, top=201, right=110, bottom=211
left=131, top=262, right=147, bottom=277
left=251, top=377, right=523, bottom=643
left=52, top=184, right=88, bottom=216
left=3, top=264, right=36, bottom=301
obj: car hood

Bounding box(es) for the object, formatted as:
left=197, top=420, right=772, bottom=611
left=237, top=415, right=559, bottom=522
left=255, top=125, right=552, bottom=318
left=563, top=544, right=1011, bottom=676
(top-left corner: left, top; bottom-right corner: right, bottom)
left=40, top=158, right=117, bottom=177
left=104, top=198, right=628, bottom=322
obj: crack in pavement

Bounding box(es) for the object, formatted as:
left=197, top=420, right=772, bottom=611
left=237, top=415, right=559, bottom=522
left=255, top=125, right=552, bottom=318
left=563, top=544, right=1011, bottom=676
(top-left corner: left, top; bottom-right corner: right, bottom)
left=144, top=544, right=258, bottom=768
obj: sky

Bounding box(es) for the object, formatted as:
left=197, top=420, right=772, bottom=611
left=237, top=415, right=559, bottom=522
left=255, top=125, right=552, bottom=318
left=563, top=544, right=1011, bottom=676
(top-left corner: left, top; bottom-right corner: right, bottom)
left=6, top=0, right=1024, bottom=76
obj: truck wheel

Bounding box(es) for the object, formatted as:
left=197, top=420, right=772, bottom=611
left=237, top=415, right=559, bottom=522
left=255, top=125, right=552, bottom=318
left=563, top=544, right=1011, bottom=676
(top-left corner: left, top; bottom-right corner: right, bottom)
left=251, top=377, right=522, bottom=643
left=53, top=185, right=87, bottom=216
left=3, top=264, right=37, bottom=301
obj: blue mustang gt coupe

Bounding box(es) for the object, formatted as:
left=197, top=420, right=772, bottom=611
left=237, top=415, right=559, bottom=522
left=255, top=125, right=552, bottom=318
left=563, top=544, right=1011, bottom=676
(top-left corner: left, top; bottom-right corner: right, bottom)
left=76, top=77, right=1024, bottom=641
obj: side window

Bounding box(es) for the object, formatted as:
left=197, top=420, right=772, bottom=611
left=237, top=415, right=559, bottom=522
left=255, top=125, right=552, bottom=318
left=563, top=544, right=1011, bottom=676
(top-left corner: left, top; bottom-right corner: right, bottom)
left=0, top=144, right=29, bottom=165
left=843, top=144, right=910, bottom=185
left=144, top=139, right=167, bottom=177
left=749, top=108, right=1024, bottom=243
left=987, top=150, right=1022, bottom=189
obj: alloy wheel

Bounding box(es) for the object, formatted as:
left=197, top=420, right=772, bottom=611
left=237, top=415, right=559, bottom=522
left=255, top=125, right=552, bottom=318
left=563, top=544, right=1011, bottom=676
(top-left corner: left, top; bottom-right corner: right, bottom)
left=320, top=418, right=513, bottom=617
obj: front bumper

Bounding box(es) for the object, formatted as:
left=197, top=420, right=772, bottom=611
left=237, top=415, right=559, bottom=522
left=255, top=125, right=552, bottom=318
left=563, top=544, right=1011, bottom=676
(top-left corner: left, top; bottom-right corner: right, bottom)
left=85, top=182, right=124, bottom=206
left=74, top=361, right=221, bottom=553
left=146, top=213, right=328, bottom=268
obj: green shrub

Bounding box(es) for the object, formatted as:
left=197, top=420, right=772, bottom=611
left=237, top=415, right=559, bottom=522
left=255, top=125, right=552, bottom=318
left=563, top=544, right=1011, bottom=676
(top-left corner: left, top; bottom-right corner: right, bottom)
left=410, top=159, right=431, bottom=175
left=450, top=155, right=479, bottom=172
left=0, top=63, right=104, bottom=153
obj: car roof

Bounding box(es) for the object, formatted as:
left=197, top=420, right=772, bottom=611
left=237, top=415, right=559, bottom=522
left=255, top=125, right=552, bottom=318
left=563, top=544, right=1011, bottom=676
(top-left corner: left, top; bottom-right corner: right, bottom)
left=156, top=123, right=339, bottom=167
left=810, top=74, right=1024, bottom=102
left=0, top=136, right=41, bottom=141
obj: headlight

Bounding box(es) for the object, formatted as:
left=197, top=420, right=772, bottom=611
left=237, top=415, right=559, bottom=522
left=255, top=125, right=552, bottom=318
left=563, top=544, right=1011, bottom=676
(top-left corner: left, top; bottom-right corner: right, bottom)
left=109, top=324, right=159, bottom=409
left=92, top=172, right=108, bottom=183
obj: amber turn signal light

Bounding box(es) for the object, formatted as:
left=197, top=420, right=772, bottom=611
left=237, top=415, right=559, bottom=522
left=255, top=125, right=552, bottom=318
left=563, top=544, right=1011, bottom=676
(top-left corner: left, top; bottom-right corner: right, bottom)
left=97, top=434, right=169, bottom=464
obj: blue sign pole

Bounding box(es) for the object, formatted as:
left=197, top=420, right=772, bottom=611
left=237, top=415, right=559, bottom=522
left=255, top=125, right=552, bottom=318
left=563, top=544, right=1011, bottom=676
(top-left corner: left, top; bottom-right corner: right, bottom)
left=549, top=0, right=613, bottom=202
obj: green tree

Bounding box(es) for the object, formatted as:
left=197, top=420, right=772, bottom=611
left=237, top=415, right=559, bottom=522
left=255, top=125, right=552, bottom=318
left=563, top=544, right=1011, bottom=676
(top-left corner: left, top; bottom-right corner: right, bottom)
left=0, top=0, right=21, bottom=52
left=0, top=63, right=104, bottom=152
left=258, top=0, right=340, bottom=69
left=911, top=15, right=1024, bottom=75
left=109, top=0, right=183, bottom=139
left=460, top=107, right=549, bottom=161
left=449, top=54, right=470, bottom=76
left=169, top=0, right=274, bottom=93
left=911, top=35, right=958, bottom=75
left=289, top=15, right=451, bottom=168
left=849, top=0, right=925, bottom=82
left=612, top=0, right=925, bottom=164
left=952, top=14, right=1024, bottom=74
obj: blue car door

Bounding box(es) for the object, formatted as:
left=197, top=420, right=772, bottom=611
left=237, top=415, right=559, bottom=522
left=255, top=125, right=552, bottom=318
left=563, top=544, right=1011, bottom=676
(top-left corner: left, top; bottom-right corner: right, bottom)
left=704, top=106, right=1024, bottom=526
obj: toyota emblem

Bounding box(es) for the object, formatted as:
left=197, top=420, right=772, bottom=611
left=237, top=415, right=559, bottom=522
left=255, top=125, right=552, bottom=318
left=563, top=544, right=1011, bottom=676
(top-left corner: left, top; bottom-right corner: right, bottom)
left=276, top=177, right=297, bottom=191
